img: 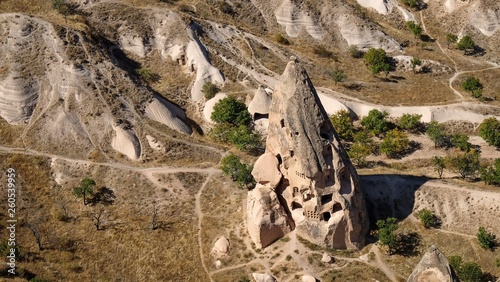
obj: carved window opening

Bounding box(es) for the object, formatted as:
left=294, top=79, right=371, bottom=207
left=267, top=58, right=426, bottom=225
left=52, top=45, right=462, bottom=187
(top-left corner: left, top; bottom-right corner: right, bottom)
left=333, top=203, right=342, bottom=213
left=290, top=150, right=294, bottom=157
left=321, top=194, right=333, bottom=205
left=293, top=187, right=299, bottom=196
left=276, top=154, right=282, bottom=164
left=292, top=201, right=302, bottom=210
left=280, top=119, right=285, bottom=128
left=322, top=212, right=331, bottom=221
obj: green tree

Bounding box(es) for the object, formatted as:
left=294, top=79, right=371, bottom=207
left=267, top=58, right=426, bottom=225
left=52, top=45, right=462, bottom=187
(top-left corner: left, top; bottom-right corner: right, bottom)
left=432, top=156, right=446, bottom=178
left=398, top=113, right=422, bottom=132
left=446, top=33, right=458, bottom=48
left=275, top=34, right=290, bottom=45
left=329, top=69, right=347, bottom=85
left=401, top=0, right=422, bottom=9
left=361, top=109, right=391, bottom=135
left=481, top=158, right=500, bottom=186
left=457, top=35, right=475, bottom=53
left=406, top=21, right=423, bottom=39
left=410, top=57, right=422, bottom=74
left=220, top=154, right=256, bottom=189
left=461, top=77, right=483, bottom=98
left=202, top=81, right=220, bottom=99
left=451, top=133, right=472, bottom=152
left=415, top=209, right=438, bottom=228
left=228, top=125, right=262, bottom=153
left=330, top=110, right=354, bottom=141
left=479, top=118, right=500, bottom=147
left=73, top=178, right=96, bottom=205
left=477, top=226, right=496, bottom=250
left=376, top=217, right=399, bottom=255
left=348, top=130, right=375, bottom=166
left=459, top=262, right=483, bottom=282
left=449, top=255, right=463, bottom=272
left=379, top=129, right=411, bottom=158
left=364, top=48, right=391, bottom=76
left=211, top=96, right=251, bottom=126
left=426, top=121, right=447, bottom=148
left=447, top=149, right=481, bottom=179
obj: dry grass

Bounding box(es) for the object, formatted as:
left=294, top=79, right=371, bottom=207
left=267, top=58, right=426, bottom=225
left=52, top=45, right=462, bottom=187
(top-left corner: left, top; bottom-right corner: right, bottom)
left=321, top=261, right=390, bottom=282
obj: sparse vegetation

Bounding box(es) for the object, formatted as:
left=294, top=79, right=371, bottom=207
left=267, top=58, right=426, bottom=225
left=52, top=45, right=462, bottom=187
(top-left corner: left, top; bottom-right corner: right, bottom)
left=432, top=156, right=446, bottom=178
left=406, top=21, right=423, bottom=39
left=73, top=178, right=96, bottom=205
left=415, top=209, right=439, bottom=228
left=220, top=154, right=256, bottom=189
left=398, top=113, right=422, bottom=132
left=202, top=81, right=220, bottom=99
left=349, top=45, right=364, bottom=58
left=379, top=129, right=411, bottom=159
left=457, top=35, right=475, bottom=54
left=330, top=110, right=354, bottom=141
left=479, top=118, right=500, bottom=147
left=481, top=158, right=500, bottom=186
left=313, top=46, right=335, bottom=59
left=361, top=109, right=391, bottom=135
left=376, top=217, right=399, bottom=255
left=461, top=77, right=483, bottom=99
left=348, top=130, right=374, bottom=167
left=329, top=69, right=347, bottom=86
left=410, top=57, right=422, bottom=74
left=446, top=33, right=458, bottom=48
left=364, top=48, right=391, bottom=76
left=449, top=255, right=483, bottom=282
left=275, top=34, right=290, bottom=45
left=477, top=226, right=496, bottom=250
left=401, top=0, right=423, bottom=9
left=135, top=68, right=160, bottom=83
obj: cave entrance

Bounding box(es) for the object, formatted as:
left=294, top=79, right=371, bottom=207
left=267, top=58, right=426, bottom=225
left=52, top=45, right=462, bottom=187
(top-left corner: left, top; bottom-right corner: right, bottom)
left=323, top=212, right=331, bottom=221
left=292, top=201, right=302, bottom=210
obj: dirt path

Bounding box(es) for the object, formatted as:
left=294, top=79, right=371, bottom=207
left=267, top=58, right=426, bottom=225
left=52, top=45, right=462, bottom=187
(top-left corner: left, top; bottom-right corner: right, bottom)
left=195, top=174, right=215, bottom=282
left=370, top=245, right=400, bottom=282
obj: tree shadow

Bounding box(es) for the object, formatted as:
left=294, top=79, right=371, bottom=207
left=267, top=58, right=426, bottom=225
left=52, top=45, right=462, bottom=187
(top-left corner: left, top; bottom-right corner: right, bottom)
left=395, top=232, right=421, bottom=257
left=420, top=34, right=435, bottom=42
left=343, top=83, right=364, bottom=91
left=90, top=187, right=116, bottom=206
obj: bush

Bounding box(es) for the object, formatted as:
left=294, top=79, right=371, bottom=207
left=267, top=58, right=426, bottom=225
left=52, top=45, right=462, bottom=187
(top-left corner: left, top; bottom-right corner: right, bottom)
left=479, top=118, right=500, bottom=147
left=376, top=217, right=399, bottom=255
left=329, top=69, right=347, bottom=85
left=401, top=0, right=422, bottom=9
left=135, top=68, right=160, bottom=82
left=218, top=1, right=234, bottom=15
left=330, top=110, right=354, bottom=141
left=211, top=123, right=262, bottom=153
left=313, top=46, right=334, bottom=58
left=415, top=209, right=438, bottom=228
left=426, top=121, right=447, bottom=148
left=446, top=33, right=458, bottom=48
left=364, top=48, right=391, bottom=76
left=447, top=149, right=481, bottom=179
left=398, top=113, right=422, bottom=132
left=220, top=154, right=255, bottom=189
left=211, top=96, right=251, bottom=126
left=461, top=77, right=483, bottom=98
left=379, top=129, right=410, bottom=158
left=477, top=226, right=496, bottom=250
left=450, top=133, right=472, bottom=152
left=481, top=159, right=500, bottom=186
left=448, top=255, right=483, bottom=282
left=457, top=35, right=475, bottom=51
left=275, top=34, right=290, bottom=45
left=406, top=21, right=423, bottom=38
left=432, top=156, right=446, bottom=178
left=202, top=81, right=219, bottom=99
left=348, top=130, right=375, bottom=166
left=349, top=45, right=364, bottom=58
left=361, top=109, right=390, bottom=135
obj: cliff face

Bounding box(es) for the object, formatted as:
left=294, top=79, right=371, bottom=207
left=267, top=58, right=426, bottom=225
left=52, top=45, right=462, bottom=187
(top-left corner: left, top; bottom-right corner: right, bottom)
left=249, top=58, right=368, bottom=249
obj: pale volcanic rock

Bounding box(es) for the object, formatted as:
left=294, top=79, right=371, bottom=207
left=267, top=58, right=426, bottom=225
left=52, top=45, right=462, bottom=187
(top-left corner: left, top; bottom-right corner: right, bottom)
left=145, top=96, right=192, bottom=135
left=252, top=273, right=277, bottom=282
left=275, top=0, right=324, bottom=39
left=211, top=236, right=230, bottom=258
left=252, top=152, right=283, bottom=188
left=322, top=252, right=333, bottom=263
left=248, top=86, right=272, bottom=118
left=249, top=58, right=368, bottom=250
left=246, top=185, right=292, bottom=249
left=111, top=125, right=141, bottom=160
left=407, top=245, right=459, bottom=282
left=302, top=275, right=317, bottom=282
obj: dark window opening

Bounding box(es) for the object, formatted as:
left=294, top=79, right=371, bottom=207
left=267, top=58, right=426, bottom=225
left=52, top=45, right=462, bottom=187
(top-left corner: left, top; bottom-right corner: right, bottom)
left=321, top=194, right=333, bottom=205
left=320, top=133, right=329, bottom=139
left=295, top=132, right=299, bottom=135
left=276, top=154, right=282, bottom=164
left=292, top=202, right=302, bottom=210
left=290, top=150, right=294, bottom=157
left=280, top=119, right=285, bottom=128
left=254, top=113, right=269, bottom=120
left=323, top=212, right=331, bottom=221
left=333, top=203, right=342, bottom=213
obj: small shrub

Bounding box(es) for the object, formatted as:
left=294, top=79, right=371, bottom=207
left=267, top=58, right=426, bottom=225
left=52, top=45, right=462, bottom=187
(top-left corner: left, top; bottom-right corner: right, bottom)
left=313, top=46, right=334, bottom=58
left=376, top=217, right=399, bottom=255
left=415, top=209, right=438, bottom=228
left=450, top=133, right=472, bottom=152
left=135, top=68, right=160, bottom=83
left=479, top=117, right=500, bottom=147
left=349, top=45, right=364, bottom=58
left=446, top=33, right=458, bottom=48
left=461, top=77, right=483, bottom=98
left=379, top=129, right=410, bottom=158
left=432, top=156, right=446, bottom=178
left=447, top=149, right=481, bottom=179
left=220, top=154, right=256, bottom=189
left=361, top=109, right=391, bottom=135
left=218, top=1, right=234, bottom=15
left=330, top=110, right=354, bottom=141
left=495, top=257, right=500, bottom=267
left=275, top=34, right=290, bottom=45
left=364, top=48, right=390, bottom=76
left=477, top=226, right=496, bottom=250
left=457, top=35, right=475, bottom=52
left=481, top=159, right=500, bottom=186
left=398, top=113, right=422, bottom=132
left=202, top=81, right=219, bottom=99
left=328, top=69, right=347, bottom=86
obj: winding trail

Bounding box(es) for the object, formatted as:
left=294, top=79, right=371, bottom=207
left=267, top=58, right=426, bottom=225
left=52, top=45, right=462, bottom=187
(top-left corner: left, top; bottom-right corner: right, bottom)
left=195, top=174, right=215, bottom=282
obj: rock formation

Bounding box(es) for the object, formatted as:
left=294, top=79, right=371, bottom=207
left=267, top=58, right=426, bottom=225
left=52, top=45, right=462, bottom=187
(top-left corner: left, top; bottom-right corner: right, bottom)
left=252, top=273, right=277, bottom=282
left=211, top=236, right=230, bottom=258
left=407, top=245, right=459, bottom=282
left=248, top=58, right=368, bottom=249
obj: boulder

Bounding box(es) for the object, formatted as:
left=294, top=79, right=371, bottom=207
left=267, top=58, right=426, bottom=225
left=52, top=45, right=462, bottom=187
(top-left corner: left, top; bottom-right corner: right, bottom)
left=252, top=272, right=276, bottom=282
left=322, top=252, right=333, bottom=263
left=211, top=236, right=230, bottom=258
left=407, top=245, right=459, bottom=282
left=247, top=57, right=368, bottom=250
left=302, top=274, right=317, bottom=282
left=246, top=185, right=292, bottom=249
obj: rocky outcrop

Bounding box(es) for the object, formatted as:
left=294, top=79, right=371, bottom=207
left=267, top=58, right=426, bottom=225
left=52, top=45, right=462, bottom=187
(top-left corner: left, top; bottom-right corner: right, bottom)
left=211, top=236, right=230, bottom=258
left=407, top=245, right=459, bottom=282
left=248, top=58, right=368, bottom=250
left=252, top=273, right=277, bottom=282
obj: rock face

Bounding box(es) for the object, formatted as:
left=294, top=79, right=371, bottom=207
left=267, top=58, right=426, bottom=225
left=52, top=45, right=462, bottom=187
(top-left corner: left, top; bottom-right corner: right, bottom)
left=211, top=236, right=230, bottom=258
left=248, top=58, right=368, bottom=249
left=252, top=273, right=277, bottom=282
left=407, top=245, right=459, bottom=282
